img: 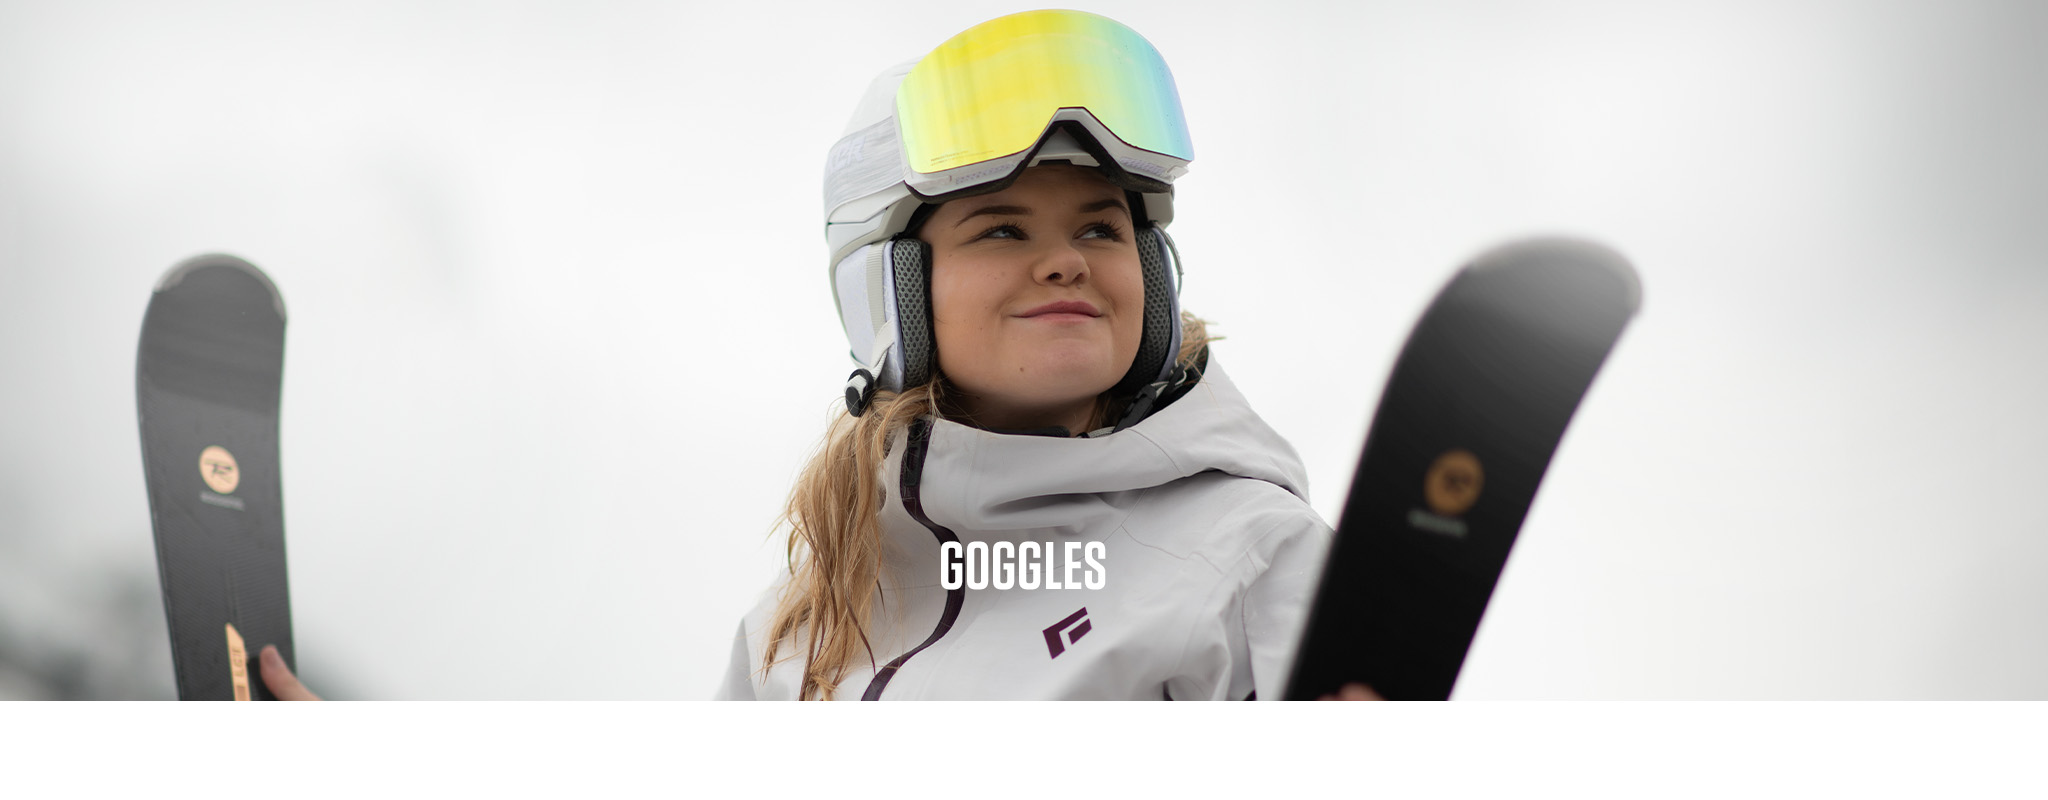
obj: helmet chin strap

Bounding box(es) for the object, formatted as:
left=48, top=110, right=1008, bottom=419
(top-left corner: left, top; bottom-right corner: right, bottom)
left=845, top=327, right=900, bottom=417
left=1109, top=364, right=1196, bottom=434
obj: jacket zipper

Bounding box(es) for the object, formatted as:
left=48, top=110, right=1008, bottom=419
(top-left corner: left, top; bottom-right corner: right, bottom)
left=861, top=418, right=966, bottom=700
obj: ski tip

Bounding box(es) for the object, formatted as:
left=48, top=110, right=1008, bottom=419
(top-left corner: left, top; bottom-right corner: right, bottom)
left=1465, top=236, right=1642, bottom=316
left=154, top=253, right=287, bottom=322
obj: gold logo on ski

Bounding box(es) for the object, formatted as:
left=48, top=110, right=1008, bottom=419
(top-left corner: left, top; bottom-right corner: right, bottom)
left=225, top=622, right=251, bottom=701
left=199, top=446, right=240, bottom=494
left=1424, top=449, right=1484, bottom=517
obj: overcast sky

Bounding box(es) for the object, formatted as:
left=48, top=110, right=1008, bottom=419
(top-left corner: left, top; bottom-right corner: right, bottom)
left=3, top=0, right=2045, bottom=699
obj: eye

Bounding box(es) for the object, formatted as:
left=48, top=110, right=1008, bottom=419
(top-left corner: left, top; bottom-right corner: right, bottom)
left=975, top=223, right=1026, bottom=241
left=1079, top=222, right=1126, bottom=242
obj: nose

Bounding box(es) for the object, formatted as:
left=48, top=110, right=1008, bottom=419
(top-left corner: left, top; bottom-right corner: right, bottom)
left=1033, top=239, right=1090, bottom=286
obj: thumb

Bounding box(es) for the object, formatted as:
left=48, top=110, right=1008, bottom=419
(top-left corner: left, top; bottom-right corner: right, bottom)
left=259, top=644, right=323, bottom=701
left=1316, top=682, right=1385, bottom=701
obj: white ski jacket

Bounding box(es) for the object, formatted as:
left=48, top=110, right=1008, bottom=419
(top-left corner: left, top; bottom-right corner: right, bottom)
left=714, top=358, right=1333, bottom=700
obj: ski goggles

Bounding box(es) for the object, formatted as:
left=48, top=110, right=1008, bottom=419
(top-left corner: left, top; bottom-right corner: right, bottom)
left=894, top=9, right=1194, bottom=199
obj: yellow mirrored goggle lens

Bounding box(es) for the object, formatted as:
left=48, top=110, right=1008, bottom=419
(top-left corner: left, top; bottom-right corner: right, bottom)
left=896, top=9, right=1193, bottom=176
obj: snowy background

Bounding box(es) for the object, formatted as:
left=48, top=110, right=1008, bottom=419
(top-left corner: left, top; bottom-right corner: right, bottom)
left=2, top=0, right=2043, bottom=699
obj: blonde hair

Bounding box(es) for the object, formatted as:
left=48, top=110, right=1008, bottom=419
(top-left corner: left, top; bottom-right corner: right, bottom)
left=763, top=313, right=1212, bottom=699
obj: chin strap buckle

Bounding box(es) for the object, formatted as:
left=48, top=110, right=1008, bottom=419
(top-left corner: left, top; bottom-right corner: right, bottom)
left=845, top=329, right=899, bottom=418
left=845, top=368, right=878, bottom=417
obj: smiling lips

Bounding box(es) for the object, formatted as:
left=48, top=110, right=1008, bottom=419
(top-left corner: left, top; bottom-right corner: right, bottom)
left=1016, top=300, right=1102, bottom=322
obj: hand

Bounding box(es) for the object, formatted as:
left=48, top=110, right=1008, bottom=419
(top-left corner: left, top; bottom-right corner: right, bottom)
left=259, top=644, right=323, bottom=701
left=1318, top=683, right=1384, bottom=701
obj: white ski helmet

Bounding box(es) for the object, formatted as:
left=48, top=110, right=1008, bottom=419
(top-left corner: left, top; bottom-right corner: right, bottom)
left=823, top=9, right=1195, bottom=415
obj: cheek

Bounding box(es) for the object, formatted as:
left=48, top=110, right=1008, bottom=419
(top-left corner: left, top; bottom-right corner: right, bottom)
left=1104, top=257, right=1148, bottom=349
left=928, top=262, right=997, bottom=364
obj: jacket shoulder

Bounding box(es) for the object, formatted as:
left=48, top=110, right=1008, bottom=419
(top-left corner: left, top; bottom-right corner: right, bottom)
left=1132, top=474, right=1331, bottom=701
left=1122, top=470, right=1330, bottom=567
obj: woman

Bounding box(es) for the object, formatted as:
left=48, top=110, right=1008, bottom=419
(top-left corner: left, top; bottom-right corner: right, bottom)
left=255, top=9, right=1349, bottom=702
left=716, top=9, right=1335, bottom=700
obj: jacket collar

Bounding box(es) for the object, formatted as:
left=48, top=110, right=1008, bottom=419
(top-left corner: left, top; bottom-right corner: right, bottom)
left=902, top=356, right=1310, bottom=537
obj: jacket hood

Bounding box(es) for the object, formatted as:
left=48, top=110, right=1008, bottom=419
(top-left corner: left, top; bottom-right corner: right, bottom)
left=912, top=356, right=1311, bottom=537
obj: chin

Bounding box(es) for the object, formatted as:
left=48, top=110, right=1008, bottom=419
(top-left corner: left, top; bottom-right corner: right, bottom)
left=946, top=339, right=1135, bottom=406
left=1025, top=353, right=1124, bottom=392
left=954, top=362, right=1120, bottom=409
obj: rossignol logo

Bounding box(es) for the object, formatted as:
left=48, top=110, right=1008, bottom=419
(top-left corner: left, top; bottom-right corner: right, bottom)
left=1043, top=608, right=1091, bottom=659
left=1425, top=449, right=1484, bottom=516
left=198, top=445, right=247, bottom=511
left=1408, top=448, right=1484, bottom=537
left=199, top=445, right=239, bottom=493
left=940, top=541, right=1106, bottom=590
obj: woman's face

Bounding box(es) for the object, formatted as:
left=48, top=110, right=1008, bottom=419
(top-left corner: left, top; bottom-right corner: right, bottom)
left=922, top=164, right=1145, bottom=433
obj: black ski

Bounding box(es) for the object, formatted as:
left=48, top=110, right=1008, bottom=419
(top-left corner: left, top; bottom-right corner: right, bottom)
left=136, top=254, right=294, bottom=700
left=1284, top=238, right=1640, bottom=700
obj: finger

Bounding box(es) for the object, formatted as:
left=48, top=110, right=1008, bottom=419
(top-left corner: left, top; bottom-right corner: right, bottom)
left=1338, top=683, right=1384, bottom=701
left=259, top=644, right=323, bottom=701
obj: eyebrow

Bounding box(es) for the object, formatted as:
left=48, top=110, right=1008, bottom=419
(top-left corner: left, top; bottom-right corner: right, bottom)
left=952, top=197, right=1130, bottom=227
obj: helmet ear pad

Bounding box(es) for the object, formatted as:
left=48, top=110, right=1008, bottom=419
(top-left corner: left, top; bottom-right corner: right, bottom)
left=884, top=224, right=1181, bottom=399
left=886, top=238, right=936, bottom=390
left=1116, top=225, right=1184, bottom=396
